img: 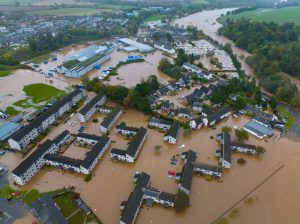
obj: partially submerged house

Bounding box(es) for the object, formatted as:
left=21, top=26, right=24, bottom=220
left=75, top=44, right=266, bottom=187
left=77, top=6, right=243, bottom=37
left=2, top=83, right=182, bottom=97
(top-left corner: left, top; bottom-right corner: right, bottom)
left=163, top=121, right=180, bottom=144
left=202, top=105, right=231, bottom=127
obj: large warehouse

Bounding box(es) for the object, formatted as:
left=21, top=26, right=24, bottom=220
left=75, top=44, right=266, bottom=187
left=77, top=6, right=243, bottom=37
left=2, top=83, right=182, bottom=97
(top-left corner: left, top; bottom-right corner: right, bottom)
left=60, top=45, right=113, bottom=78
left=119, top=38, right=154, bottom=53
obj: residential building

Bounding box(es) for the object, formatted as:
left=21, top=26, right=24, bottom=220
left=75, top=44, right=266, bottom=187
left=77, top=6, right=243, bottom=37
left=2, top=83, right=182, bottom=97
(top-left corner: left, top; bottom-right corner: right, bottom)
left=160, top=101, right=174, bottom=112
left=100, top=108, right=123, bottom=134
left=32, top=194, right=68, bottom=224
left=202, top=105, right=231, bottom=127
left=192, top=102, right=203, bottom=112
left=216, top=132, right=232, bottom=168
left=78, top=93, right=107, bottom=122
left=148, top=117, right=172, bottom=131
left=8, top=89, right=83, bottom=150
left=192, top=162, right=222, bottom=178
left=182, top=62, right=213, bottom=80
left=12, top=131, right=71, bottom=185
left=111, top=127, right=147, bottom=163
left=154, top=43, right=175, bottom=54
left=177, top=150, right=197, bottom=195
left=120, top=172, right=175, bottom=224
left=189, top=117, right=203, bottom=129
left=230, top=142, right=257, bottom=155
left=163, top=122, right=180, bottom=144
left=116, top=125, right=139, bottom=137
left=176, top=108, right=193, bottom=119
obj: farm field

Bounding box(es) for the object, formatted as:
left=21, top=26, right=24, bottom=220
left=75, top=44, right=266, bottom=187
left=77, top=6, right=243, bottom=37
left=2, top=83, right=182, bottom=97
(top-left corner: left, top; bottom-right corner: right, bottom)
left=224, top=6, right=300, bottom=26
left=145, top=15, right=165, bottom=22
left=26, top=7, right=118, bottom=16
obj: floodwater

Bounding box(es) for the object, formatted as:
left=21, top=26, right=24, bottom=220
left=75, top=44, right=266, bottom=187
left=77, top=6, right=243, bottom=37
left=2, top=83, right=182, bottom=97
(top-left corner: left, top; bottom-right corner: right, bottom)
left=0, top=69, right=69, bottom=110
left=174, top=9, right=300, bottom=91
left=2, top=100, right=300, bottom=224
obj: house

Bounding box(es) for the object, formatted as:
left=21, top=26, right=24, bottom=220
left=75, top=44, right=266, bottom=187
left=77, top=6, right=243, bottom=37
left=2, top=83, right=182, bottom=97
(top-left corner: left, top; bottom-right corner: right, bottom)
left=176, top=108, right=193, bottom=119
left=157, top=86, right=169, bottom=96
left=160, top=101, right=174, bottom=112
left=182, top=62, right=212, bottom=80
left=78, top=92, right=106, bottom=122
left=8, top=89, right=83, bottom=150
left=177, top=150, right=197, bottom=195
left=163, top=122, right=180, bottom=144
left=215, top=132, right=232, bottom=168
left=148, top=117, right=172, bottom=131
left=100, top=107, right=123, bottom=134
left=120, top=172, right=175, bottom=224
left=189, top=117, right=203, bottom=129
left=244, top=105, right=278, bottom=121
left=253, top=115, right=271, bottom=127
left=193, top=162, right=222, bottom=178
left=201, top=107, right=211, bottom=117
left=32, top=194, right=68, bottom=224
left=192, top=102, right=203, bottom=112
left=230, top=142, right=257, bottom=155
left=148, top=94, right=159, bottom=108
left=202, top=105, right=231, bottom=127
left=76, top=133, right=102, bottom=147
left=154, top=43, right=175, bottom=54
left=111, top=127, right=147, bottom=163
left=116, top=125, right=139, bottom=137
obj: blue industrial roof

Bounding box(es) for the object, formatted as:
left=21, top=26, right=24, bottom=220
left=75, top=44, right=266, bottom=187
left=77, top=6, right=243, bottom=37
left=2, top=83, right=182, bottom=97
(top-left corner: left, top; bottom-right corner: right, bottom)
left=0, top=122, right=22, bottom=141
left=244, top=120, right=273, bottom=137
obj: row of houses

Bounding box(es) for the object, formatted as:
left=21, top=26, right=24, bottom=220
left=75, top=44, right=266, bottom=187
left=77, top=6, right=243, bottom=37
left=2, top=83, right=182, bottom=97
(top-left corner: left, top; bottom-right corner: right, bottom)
left=216, top=132, right=259, bottom=169
left=12, top=131, right=111, bottom=185
left=181, top=84, right=217, bottom=105
left=46, top=133, right=111, bottom=174
left=111, top=127, right=147, bottom=163
left=12, top=131, right=72, bottom=185
left=8, top=89, right=83, bottom=151
left=176, top=150, right=223, bottom=195
left=120, top=172, right=175, bottom=224
left=182, top=62, right=213, bottom=80
left=189, top=104, right=231, bottom=129
left=77, top=92, right=123, bottom=134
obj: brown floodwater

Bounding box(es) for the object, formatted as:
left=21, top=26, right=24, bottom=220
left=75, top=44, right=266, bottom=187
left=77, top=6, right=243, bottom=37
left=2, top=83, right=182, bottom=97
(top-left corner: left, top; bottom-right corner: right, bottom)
left=2, top=101, right=300, bottom=224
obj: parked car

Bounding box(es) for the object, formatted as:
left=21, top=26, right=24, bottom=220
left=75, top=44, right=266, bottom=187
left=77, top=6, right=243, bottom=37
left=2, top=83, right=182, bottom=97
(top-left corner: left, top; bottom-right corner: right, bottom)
left=79, top=126, right=86, bottom=133
left=0, top=149, right=6, bottom=156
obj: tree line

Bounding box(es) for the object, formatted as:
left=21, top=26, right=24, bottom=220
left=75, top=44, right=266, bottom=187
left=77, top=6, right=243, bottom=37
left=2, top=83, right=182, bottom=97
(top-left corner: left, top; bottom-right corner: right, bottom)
left=220, top=18, right=300, bottom=108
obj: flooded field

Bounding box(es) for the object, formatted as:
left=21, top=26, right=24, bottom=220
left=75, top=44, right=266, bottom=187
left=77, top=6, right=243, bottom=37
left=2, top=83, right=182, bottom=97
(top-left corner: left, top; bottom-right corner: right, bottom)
left=2, top=101, right=300, bottom=224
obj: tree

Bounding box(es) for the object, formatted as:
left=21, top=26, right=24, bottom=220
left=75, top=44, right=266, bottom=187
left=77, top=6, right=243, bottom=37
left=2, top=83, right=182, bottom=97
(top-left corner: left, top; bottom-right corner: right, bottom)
left=256, top=146, right=266, bottom=156
left=221, top=126, right=232, bottom=133
left=158, top=58, right=172, bottom=71
left=120, top=121, right=126, bottom=126
left=174, top=191, right=190, bottom=213
left=235, top=129, right=249, bottom=142
left=237, top=158, right=247, bottom=165
left=174, top=49, right=188, bottom=66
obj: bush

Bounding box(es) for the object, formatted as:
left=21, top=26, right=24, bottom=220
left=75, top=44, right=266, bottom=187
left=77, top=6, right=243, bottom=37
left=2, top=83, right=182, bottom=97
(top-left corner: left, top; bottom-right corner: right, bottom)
left=120, top=121, right=126, bottom=126
left=237, top=158, right=247, bottom=165
left=256, top=146, right=266, bottom=156
left=92, top=118, right=99, bottom=123
left=222, top=126, right=232, bottom=133
left=84, top=173, right=92, bottom=182
left=174, top=191, right=190, bottom=213
left=235, top=129, right=249, bottom=142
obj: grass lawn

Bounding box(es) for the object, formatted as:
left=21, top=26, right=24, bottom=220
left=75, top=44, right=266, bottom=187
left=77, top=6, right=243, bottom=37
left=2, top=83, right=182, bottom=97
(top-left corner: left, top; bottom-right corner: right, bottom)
left=0, top=185, right=25, bottom=198
left=145, top=15, right=165, bottom=22
left=225, top=6, right=300, bottom=26
left=0, top=70, right=11, bottom=77
left=54, top=194, right=79, bottom=217
left=23, top=189, right=42, bottom=206
left=13, top=99, right=33, bottom=109
left=277, top=106, right=294, bottom=132
left=31, top=53, right=54, bottom=64
left=5, top=106, right=20, bottom=116
left=69, top=210, right=85, bottom=224
left=23, top=83, right=66, bottom=104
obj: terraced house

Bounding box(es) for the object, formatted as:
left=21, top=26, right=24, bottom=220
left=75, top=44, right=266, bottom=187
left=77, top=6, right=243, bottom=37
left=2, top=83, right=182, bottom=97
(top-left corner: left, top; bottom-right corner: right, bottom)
left=78, top=92, right=107, bottom=122
left=8, top=89, right=83, bottom=151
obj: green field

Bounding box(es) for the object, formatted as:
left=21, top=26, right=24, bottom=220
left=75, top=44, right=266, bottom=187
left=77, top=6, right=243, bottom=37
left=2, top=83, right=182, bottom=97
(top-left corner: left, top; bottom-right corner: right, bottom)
left=5, top=106, right=20, bottom=116
left=0, top=70, right=11, bottom=77
left=145, top=15, right=165, bottom=22
left=225, top=6, right=300, bottom=26
left=27, top=7, right=115, bottom=16
left=23, top=83, right=66, bottom=104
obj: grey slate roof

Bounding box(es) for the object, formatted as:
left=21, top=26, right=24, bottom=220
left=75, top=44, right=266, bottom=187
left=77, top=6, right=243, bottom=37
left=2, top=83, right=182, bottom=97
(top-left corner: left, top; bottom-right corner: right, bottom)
left=168, top=122, right=180, bottom=139
left=77, top=133, right=102, bottom=141
left=101, top=107, right=122, bottom=129
left=44, top=153, right=83, bottom=168
left=79, top=92, right=105, bottom=116
left=180, top=150, right=197, bottom=192
left=205, top=105, right=231, bottom=123
left=126, top=127, right=147, bottom=157
left=10, top=89, right=82, bottom=142
left=32, top=193, right=68, bottom=224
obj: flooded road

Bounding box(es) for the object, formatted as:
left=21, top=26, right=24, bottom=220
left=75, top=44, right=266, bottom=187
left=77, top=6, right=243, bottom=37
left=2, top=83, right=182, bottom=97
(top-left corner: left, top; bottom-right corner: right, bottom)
left=2, top=104, right=300, bottom=224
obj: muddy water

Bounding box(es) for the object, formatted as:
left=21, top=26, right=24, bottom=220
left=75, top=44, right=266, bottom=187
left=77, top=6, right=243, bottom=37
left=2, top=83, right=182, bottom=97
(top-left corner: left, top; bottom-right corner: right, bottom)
left=174, top=8, right=253, bottom=75
left=0, top=69, right=69, bottom=110
left=2, top=102, right=300, bottom=224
